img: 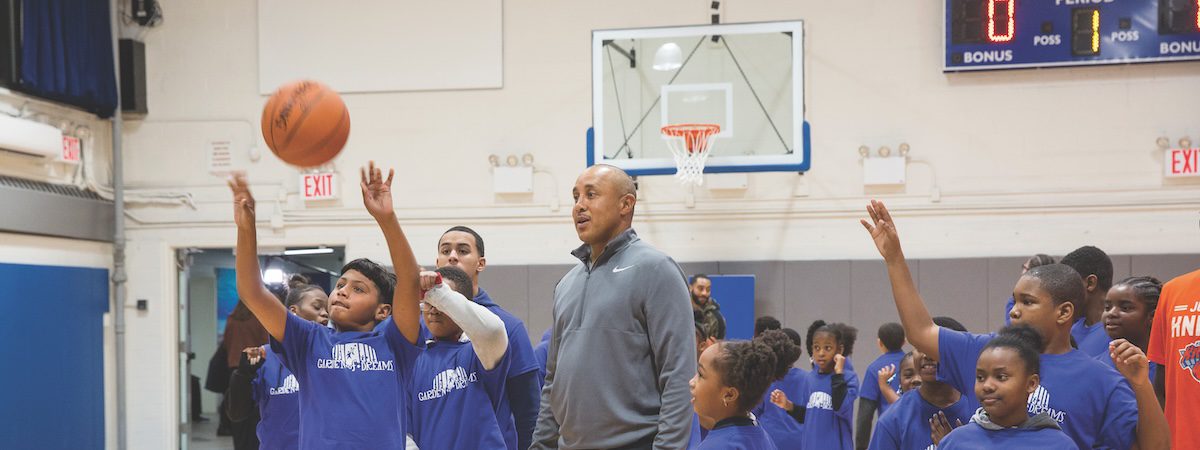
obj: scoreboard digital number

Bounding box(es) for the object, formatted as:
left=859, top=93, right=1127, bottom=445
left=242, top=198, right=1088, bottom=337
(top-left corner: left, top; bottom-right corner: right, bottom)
left=945, top=0, right=1200, bottom=71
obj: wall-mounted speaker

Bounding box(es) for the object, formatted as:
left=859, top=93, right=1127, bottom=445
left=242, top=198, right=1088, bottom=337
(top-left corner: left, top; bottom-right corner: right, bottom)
left=119, top=39, right=147, bottom=116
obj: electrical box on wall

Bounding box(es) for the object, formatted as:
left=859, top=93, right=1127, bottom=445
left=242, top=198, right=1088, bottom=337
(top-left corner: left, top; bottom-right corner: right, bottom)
left=493, top=166, right=533, bottom=194
left=131, top=0, right=160, bottom=26
left=863, top=157, right=907, bottom=186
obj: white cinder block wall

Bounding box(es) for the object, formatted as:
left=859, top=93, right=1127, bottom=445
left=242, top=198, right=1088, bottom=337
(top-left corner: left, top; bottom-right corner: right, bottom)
left=109, top=0, right=1200, bottom=447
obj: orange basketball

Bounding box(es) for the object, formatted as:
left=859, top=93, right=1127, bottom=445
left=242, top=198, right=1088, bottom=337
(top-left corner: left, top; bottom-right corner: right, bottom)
left=260, top=80, right=350, bottom=167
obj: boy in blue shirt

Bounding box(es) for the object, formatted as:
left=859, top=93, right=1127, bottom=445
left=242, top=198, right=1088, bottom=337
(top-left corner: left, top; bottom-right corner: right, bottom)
left=227, top=163, right=426, bottom=449
left=436, top=226, right=541, bottom=450
left=1003, top=254, right=1055, bottom=325
left=855, top=322, right=906, bottom=450
left=408, top=266, right=513, bottom=449
left=868, top=318, right=972, bottom=450
left=859, top=199, right=1170, bottom=450
left=1061, top=246, right=1115, bottom=357
left=226, top=284, right=329, bottom=450
left=937, top=325, right=1076, bottom=449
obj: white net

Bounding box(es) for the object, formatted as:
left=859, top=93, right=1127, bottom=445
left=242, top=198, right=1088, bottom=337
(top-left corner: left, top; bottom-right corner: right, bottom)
left=661, top=124, right=720, bottom=186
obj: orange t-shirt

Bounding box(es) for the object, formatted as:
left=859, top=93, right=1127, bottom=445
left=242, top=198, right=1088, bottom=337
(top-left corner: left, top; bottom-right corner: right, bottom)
left=1148, top=268, right=1200, bottom=450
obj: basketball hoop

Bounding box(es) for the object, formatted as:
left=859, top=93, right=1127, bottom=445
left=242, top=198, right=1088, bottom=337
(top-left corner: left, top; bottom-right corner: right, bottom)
left=661, top=123, right=720, bottom=186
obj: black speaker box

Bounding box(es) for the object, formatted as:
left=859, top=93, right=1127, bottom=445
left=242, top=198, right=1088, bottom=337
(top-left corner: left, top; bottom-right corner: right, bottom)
left=119, top=39, right=147, bottom=115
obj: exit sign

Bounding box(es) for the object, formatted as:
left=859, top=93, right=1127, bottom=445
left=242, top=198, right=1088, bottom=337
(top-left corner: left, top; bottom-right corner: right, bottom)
left=61, top=136, right=81, bottom=163
left=1165, top=148, right=1200, bottom=178
left=300, top=172, right=338, bottom=201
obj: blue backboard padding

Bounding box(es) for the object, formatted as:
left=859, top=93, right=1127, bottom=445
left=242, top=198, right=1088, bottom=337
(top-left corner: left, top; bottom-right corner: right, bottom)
left=0, top=262, right=108, bottom=449
left=709, top=274, right=756, bottom=341
left=587, top=121, right=812, bottom=176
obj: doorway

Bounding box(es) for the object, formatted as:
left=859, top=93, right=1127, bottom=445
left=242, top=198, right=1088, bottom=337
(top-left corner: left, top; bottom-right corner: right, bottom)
left=178, top=246, right=345, bottom=450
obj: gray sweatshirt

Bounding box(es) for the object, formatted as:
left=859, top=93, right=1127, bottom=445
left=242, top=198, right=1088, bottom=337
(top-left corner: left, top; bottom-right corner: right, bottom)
left=531, top=229, right=697, bottom=449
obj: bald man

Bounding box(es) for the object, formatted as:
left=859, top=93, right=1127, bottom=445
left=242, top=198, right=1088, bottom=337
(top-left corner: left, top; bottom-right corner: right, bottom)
left=531, top=165, right=696, bottom=449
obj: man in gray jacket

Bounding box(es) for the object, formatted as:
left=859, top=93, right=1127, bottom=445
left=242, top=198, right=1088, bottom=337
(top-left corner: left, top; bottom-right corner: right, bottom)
left=531, top=165, right=697, bottom=449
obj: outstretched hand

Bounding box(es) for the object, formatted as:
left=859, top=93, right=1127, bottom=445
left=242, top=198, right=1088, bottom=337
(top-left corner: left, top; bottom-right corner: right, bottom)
left=769, top=389, right=794, bottom=412
left=878, top=364, right=896, bottom=386
left=360, top=161, right=396, bottom=221
left=860, top=199, right=904, bottom=262
left=1109, top=339, right=1150, bottom=385
left=227, top=173, right=256, bottom=229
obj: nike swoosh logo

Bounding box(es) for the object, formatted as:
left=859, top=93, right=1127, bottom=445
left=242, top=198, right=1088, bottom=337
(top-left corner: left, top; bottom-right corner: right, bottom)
left=612, top=265, right=635, bottom=273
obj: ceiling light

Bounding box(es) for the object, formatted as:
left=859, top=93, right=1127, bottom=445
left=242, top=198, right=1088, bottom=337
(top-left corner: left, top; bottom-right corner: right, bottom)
left=283, top=247, right=334, bottom=256
left=653, top=43, right=683, bottom=71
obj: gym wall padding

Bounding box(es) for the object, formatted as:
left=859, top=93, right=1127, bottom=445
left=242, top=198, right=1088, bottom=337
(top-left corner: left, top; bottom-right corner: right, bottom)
left=480, top=253, right=1200, bottom=374
left=0, top=262, right=108, bottom=449
left=709, top=275, right=755, bottom=340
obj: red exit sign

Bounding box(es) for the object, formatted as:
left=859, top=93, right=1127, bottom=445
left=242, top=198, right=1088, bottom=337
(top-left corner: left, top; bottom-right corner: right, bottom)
left=61, top=136, right=81, bottom=163
left=1165, top=148, right=1200, bottom=178
left=300, top=172, right=338, bottom=201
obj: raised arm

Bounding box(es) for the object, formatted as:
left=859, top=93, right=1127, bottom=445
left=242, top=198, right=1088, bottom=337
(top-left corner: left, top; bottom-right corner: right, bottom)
left=228, top=174, right=288, bottom=341
left=360, top=162, right=422, bottom=344
left=1110, top=339, right=1170, bottom=450
left=860, top=200, right=941, bottom=357
left=420, top=273, right=509, bottom=369
left=878, top=364, right=900, bottom=405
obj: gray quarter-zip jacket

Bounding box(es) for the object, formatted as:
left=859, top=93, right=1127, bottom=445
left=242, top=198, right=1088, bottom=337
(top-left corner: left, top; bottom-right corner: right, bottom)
left=531, top=228, right=697, bottom=449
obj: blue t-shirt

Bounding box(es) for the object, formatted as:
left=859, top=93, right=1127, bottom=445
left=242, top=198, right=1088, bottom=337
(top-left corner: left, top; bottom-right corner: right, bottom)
left=697, top=420, right=778, bottom=450
left=250, top=347, right=299, bottom=450
left=409, top=337, right=510, bottom=449
left=275, top=313, right=422, bottom=449
left=867, top=389, right=972, bottom=450
left=938, top=421, right=1077, bottom=449
left=936, top=329, right=1138, bottom=449
left=688, top=413, right=702, bottom=450
left=474, top=288, right=539, bottom=450
left=752, top=367, right=807, bottom=449
left=861, top=350, right=906, bottom=416
left=1004, top=295, right=1014, bottom=325
left=798, top=370, right=858, bottom=450
left=1071, top=318, right=1112, bottom=358
left=534, top=327, right=551, bottom=386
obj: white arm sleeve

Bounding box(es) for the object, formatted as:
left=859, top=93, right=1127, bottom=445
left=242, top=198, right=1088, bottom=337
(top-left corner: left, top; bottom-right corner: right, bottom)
left=424, top=284, right=509, bottom=369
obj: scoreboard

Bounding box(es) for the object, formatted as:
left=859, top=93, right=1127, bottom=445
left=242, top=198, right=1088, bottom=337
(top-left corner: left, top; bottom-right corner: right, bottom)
left=945, top=0, right=1200, bottom=71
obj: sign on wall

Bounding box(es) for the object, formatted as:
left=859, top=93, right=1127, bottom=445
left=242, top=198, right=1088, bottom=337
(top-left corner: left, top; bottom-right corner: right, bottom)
left=1165, top=147, right=1200, bottom=178
left=300, top=172, right=338, bottom=201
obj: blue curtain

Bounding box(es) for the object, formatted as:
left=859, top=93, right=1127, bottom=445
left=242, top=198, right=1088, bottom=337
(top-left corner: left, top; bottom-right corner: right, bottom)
left=20, top=0, right=118, bottom=117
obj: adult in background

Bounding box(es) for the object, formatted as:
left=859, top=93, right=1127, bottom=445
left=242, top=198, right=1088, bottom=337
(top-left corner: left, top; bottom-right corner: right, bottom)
left=435, top=225, right=540, bottom=450
left=222, top=301, right=268, bottom=447
left=691, top=274, right=726, bottom=340
left=532, top=165, right=696, bottom=449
